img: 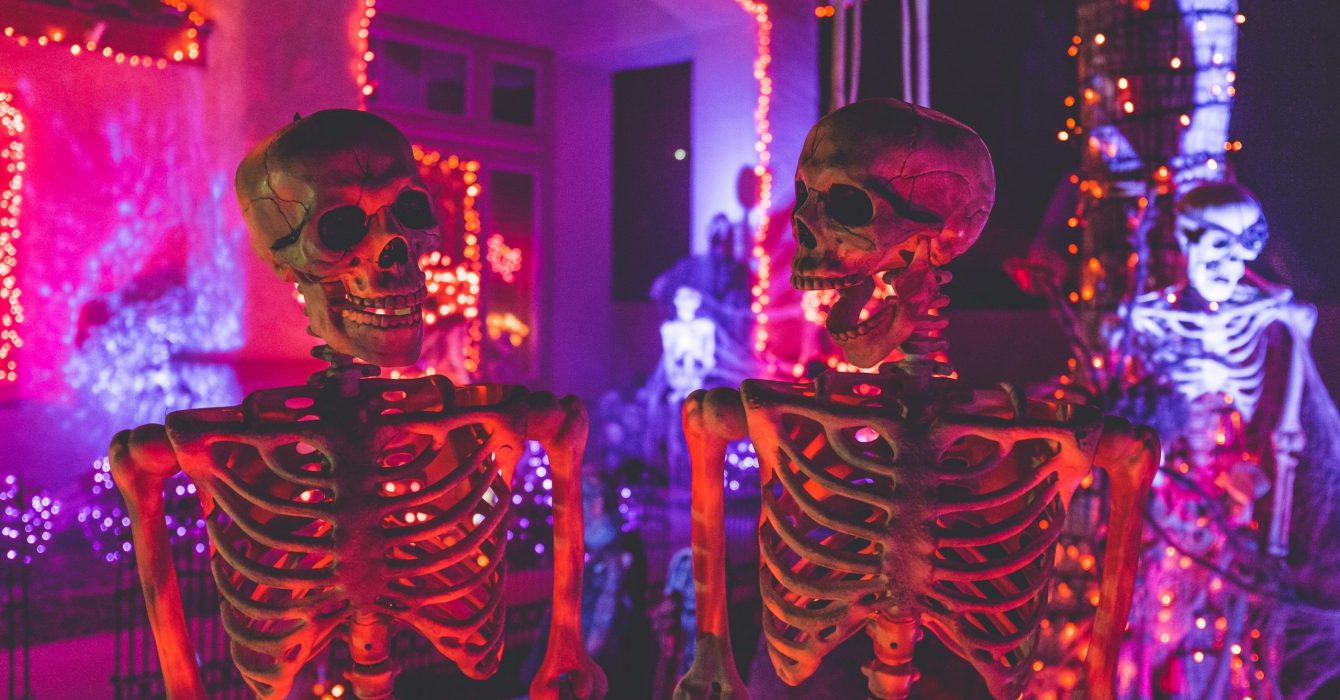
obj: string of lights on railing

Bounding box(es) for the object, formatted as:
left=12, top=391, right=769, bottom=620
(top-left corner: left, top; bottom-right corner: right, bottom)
left=0, top=92, right=22, bottom=387
left=0, top=0, right=206, bottom=68
left=1, top=475, right=58, bottom=565
left=735, top=0, right=778, bottom=371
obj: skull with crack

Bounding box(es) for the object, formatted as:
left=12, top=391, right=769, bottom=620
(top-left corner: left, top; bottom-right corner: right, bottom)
left=235, top=109, right=436, bottom=366
left=792, top=99, right=995, bottom=367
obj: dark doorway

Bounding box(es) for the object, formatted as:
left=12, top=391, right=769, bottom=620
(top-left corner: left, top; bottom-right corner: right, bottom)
left=612, top=61, right=692, bottom=301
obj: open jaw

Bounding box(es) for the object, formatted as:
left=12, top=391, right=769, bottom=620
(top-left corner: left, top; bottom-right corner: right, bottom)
left=338, top=285, right=428, bottom=329
left=793, top=272, right=896, bottom=341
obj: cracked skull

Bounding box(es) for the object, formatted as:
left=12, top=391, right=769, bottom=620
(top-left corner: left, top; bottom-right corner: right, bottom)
left=235, top=109, right=437, bottom=366
left=791, top=99, right=995, bottom=367
left=1174, top=182, right=1267, bottom=304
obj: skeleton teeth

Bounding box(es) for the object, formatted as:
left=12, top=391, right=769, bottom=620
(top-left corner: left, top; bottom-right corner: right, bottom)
left=340, top=305, right=423, bottom=328
left=832, top=304, right=893, bottom=341
left=791, top=273, right=867, bottom=291
left=342, top=286, right=430, bottom=314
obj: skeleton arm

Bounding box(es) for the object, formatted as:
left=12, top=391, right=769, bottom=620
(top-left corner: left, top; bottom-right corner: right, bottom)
left=526, top=392, right=608, bottom=700
left=1268, top=301, right=1315, bottom=556
left=673, top=388, right=750, bottom=700
left=108, top=424, right=206, bottom=700
left=1085, top=417, right=1159, bottom=700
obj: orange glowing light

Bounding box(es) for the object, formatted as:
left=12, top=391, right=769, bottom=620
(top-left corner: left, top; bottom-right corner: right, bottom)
left=735, top=0, right=776, bottom=368
left=0, top=92, right=23, bottom=387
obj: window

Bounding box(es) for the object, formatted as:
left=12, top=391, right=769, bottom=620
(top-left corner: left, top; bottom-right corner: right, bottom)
left=491, top=62, right=536, bottom=126
left=369, top=37, right=468, bottom=116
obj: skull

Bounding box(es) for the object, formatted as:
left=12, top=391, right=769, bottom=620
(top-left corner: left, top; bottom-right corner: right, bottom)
left=791, top=99, right=995, bottom=367
left=234, top=110, right=437, bottom=366
left=1174, top=182, right=1267, bottom=304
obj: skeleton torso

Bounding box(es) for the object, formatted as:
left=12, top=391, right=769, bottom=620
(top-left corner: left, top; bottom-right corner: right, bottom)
left=742, top=366, right=1103, bottom=699
left=1128, top=284, right=1297, bottom=424
left=163, top=374, right=527, bottom=699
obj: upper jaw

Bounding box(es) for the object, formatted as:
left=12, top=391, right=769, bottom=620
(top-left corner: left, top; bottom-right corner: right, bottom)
left=342, top=286, right=429, bottom=317
left=791, top=272, right=867, bottom=291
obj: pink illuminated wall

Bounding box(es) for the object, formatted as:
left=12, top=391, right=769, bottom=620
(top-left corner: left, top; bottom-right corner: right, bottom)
left=0, top=38, right=239, bottom=401
left=0, top=0, right=365, bottom=405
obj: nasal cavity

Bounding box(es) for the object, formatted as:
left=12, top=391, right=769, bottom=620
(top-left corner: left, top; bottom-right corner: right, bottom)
left=377, top=237, right=409, bottom=268
left=796, top=219, right=818, bottom=249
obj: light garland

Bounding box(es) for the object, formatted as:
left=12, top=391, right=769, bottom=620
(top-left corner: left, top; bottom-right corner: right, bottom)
left=1058, top=8, right=1244, bottom=186
left=0, top=0, right=206, bottom=68
left=411, top=147, right=483, bottom=376
left=354, top=0, right=378, bottom=107
left=735, top=0, right=776, bottom=370
left=485, top=233, right=522, bottom=283
left=0, top=91, right=23, bottom=386
left=1, top=474, right=57, bottom=564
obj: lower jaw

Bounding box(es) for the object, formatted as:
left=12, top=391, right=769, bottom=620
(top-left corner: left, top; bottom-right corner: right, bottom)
left=830, top=304, right=893, bottom=342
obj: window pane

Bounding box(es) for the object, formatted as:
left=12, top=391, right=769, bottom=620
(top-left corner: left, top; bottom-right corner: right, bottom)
left=369, top=38, right=423, bottom=108
left=491, top=62, right=536, bottom=126
left=424, top=48, right=467, bottom=115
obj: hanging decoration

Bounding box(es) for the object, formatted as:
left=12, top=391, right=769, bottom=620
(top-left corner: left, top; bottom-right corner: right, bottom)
left=0, top=0, right=208, bottom=68
left=0, top=91, right=23, bottom=393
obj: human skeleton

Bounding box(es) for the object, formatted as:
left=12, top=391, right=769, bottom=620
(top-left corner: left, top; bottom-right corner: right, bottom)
left=1125, top=182, right=1312, bottom=556
left=109, top=110, right=605, bottom=700
left=672, top=99, right=1158, bottom=700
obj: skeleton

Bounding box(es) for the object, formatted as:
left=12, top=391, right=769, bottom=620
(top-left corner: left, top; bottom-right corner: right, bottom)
left=1125, top=182, right=1312, bottom=557
left=109, top=110, right=605, bottom=700
left=672, top=99, right=1158, bottom=700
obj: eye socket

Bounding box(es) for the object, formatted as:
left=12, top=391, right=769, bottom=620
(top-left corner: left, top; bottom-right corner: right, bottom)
left=795, top=180, right=809, bottom=208
left=317, top=205, right=369, bottom=250
left=391, top=190, right=436, bottom=229
left=827, top=184, right=875, bottom=227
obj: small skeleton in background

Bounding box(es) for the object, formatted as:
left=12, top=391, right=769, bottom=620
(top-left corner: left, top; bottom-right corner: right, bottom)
left=109, top=110, right=605, bottom=700
left=672, top=99, right=1158, bottom=700
left=1117, top=183, right=1315, bottom=698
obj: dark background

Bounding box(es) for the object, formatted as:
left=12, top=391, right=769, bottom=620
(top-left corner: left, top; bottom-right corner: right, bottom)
left=824, top=0, right=1340, bottom=309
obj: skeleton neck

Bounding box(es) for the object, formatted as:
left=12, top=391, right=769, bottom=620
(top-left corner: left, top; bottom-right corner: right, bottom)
left=892, top=287, right=952, bottom=386
left=308, top=345, right=381, bottom=398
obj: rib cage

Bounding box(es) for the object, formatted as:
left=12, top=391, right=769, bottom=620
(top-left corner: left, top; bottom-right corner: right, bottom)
left=743, top=372, right=1102, bottom=698
left=1129, top=289, right=1295, bottom=422
left=165, top=377, right=528, bottom=699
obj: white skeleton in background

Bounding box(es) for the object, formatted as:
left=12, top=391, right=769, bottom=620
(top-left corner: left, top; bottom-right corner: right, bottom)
left=661, top=286, right=717, bottom=401
left=1126, top=182, right=1314, bottom=555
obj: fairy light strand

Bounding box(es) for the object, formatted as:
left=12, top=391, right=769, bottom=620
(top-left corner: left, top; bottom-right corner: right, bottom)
left=355, top=0, right=378, bottom=107
left=0, top=1, right=206, bottom=68
left=358, top=1, right=481, bottom=376
left=0, top=91, right=24, bottom=385
left=736, top=0, right=776, bottom=369
left=410, top=147, right=483, bottom=377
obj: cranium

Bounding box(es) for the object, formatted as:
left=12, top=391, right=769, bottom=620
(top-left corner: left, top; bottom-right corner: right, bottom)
left=1174, top=181, right=1267, bottom=304
left=235, top=109, right=436, bottom=366
left=791, top=99, right=995, bottom=367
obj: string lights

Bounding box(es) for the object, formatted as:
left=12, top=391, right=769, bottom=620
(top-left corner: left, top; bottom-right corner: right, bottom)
left=1, top=475, right=57, bottom=564
left=0, top=0, right=207, bottom=68
left=411, top=146, right=483, bottom=377
left=354, top=0, right=377, bottom=107
left=485, top=233, right=522, bottom=283
left=735, top=0, right=777, bottom=369
left=0, top=92, right=22, bottom=387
